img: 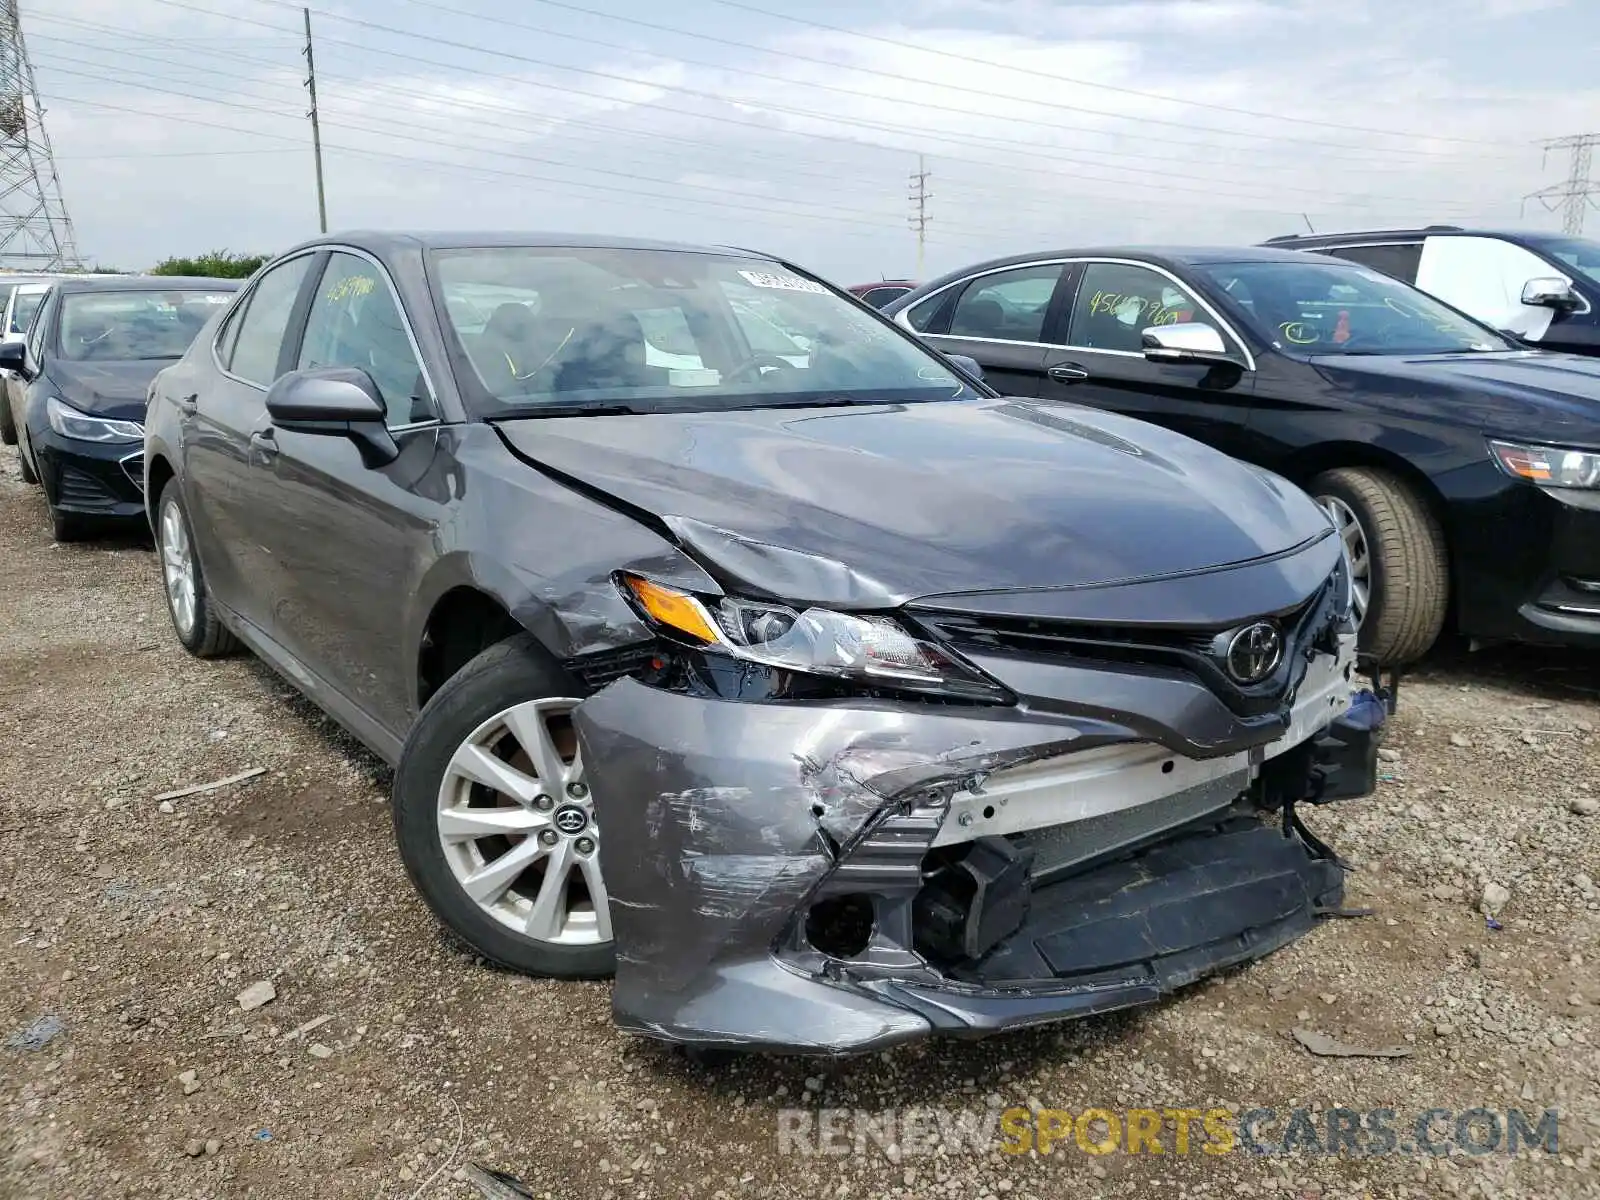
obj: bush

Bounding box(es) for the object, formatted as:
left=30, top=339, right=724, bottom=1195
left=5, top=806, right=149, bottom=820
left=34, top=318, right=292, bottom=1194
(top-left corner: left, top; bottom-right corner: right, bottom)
left=150, top=251, right=269, bottom=279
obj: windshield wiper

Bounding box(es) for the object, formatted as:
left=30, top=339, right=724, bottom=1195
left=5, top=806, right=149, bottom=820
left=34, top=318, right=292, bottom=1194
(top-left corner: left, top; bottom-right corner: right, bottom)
left=492, top=400, right=642, bottom=419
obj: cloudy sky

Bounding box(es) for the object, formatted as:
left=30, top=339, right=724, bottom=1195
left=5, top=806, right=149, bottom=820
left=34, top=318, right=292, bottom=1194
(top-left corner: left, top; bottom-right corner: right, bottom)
left=25, top=0, right=1600, bottom=282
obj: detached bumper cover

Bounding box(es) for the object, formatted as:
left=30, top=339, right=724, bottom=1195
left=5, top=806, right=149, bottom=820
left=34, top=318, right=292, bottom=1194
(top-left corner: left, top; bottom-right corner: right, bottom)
left=576, top=634, right=1379, bottom=1055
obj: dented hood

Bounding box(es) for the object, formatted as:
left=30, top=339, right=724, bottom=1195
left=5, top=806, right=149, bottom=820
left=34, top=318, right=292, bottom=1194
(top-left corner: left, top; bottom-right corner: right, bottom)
left=493, top=398, right=1332, bottom=605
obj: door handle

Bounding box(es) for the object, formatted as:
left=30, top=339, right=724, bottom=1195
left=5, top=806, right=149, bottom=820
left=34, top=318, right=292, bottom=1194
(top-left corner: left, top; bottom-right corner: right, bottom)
left=249, top=429, right=278, bottom=460
left=1047, top=365, right=1090, bottom=383
left=177, top=393, right=198, bottom=415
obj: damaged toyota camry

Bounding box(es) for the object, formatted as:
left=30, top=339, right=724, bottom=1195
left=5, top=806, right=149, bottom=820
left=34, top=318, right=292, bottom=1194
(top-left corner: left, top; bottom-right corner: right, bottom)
left=144, top=233, right=1383, bottom=1055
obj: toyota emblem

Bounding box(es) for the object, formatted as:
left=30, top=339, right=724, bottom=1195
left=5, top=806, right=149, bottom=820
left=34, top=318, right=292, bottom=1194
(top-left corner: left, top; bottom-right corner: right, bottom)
left=552, top=804, right=589, bottom=835
left=1224, top=621, right=1283, bottom=685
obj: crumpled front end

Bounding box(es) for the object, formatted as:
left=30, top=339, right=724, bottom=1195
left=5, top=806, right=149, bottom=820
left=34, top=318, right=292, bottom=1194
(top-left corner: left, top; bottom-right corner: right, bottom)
left=574, top=539, right=1383, bottom=1054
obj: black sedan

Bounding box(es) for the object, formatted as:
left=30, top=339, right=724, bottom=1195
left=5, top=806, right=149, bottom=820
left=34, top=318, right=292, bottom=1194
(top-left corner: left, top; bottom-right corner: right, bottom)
left=145, top=232, right=1377, bottom=1054
left=886, top=247, right=1600, bottom=664
left=1, top=276, right=239, bottom=540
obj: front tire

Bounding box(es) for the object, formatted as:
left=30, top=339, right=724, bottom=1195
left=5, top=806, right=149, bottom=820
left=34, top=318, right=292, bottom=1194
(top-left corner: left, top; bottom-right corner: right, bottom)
left=18, top=437, right=37, bottom=484
left=156, top=480, right=238, bottom=657
left=393, top=635, right=613, bottom=979
left=49, top=505, right=87, bottom=543
left=0, top=398, right=15, bottom=445
left=1311, top=466, right=1448, bottom=666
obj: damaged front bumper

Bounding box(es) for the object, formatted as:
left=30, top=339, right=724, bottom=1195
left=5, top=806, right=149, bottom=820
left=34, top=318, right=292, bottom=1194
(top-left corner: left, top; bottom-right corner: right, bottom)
left=574, top=632, right=1380, bottom=1055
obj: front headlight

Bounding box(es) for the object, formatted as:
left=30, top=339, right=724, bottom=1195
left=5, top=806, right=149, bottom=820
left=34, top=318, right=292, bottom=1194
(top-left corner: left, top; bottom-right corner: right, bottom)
left=621, top=575, right=1008, bottom=701
left=47, top=396, right=144, bottom=444
left=1490, top=439, right=1600, bottom=489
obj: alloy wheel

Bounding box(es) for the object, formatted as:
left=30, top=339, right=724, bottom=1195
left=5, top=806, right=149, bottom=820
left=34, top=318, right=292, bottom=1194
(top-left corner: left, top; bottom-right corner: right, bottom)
left=1317, top=494, right=1371, bottom=629
left=436, top=698, right=610, bottom=947
left=159, top=497, right=197, bottom=638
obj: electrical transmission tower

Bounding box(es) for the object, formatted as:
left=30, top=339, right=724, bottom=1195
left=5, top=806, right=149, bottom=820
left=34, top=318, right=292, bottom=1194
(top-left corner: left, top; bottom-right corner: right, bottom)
left=0, top=0, right=78, bottom=270
left=1526, top=133, right=1600, bottom=236
left=908, top=154, right=931, bottom=277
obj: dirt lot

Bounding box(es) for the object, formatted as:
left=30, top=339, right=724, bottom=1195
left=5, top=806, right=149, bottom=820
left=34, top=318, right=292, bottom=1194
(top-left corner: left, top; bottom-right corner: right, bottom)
left=1, top=444, right=1598, bottom=1200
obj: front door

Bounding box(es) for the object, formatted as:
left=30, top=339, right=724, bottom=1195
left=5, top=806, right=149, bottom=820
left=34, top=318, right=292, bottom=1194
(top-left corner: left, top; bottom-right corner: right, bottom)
left=1035, top=260, right=1257, bottom=458
left=256, top=249, right=446, bottom=738
left=181, top=253, right=318, bottom=633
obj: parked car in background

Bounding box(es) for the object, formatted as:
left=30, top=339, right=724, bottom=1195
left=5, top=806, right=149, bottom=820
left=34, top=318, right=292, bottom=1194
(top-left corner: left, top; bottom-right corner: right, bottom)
left=144, top=231, right=1375, bottom=1054
left=0, top=276, right=238, bottom=540
left=884, top=246, right=1600, bottom=665
left=1262, top=226, right=1600, bottom=356
left=847, top=279, right=918, bottom=308
left=0, top=277, right=58, bottom=445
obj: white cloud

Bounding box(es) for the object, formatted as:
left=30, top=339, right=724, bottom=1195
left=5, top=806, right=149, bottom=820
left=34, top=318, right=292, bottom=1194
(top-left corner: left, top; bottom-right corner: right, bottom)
left=21, top=0, right=1599, bottom=280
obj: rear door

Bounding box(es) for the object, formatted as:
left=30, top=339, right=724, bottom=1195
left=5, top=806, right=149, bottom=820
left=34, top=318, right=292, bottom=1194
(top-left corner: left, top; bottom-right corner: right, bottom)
left=254, top=247, right=445, bottom=736
left=912, top=262, right=1070, bottom=396
left=1034, top=259, right=1258, bottom=457
left=182, top=251, right=319, bottom=630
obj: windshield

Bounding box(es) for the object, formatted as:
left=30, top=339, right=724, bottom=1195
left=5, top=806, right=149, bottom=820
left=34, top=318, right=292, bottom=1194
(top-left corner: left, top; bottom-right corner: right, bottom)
left=10, top=289, right=44, bottom=336
left=1201, top=259, right=1511, bottom=355
left=431, top=247, right=974, bottom=414
left=1523, top=234, right=1600, bottom=289
left=58, top=290, right=234, bottom=361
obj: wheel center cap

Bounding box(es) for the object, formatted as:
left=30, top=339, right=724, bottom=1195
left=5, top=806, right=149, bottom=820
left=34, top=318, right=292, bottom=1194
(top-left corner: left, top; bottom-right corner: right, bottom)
left=552, top=804, right=589, bottom=836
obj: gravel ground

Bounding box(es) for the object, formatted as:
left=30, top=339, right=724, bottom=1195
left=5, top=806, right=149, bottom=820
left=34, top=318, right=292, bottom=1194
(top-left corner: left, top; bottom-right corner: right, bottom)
left=2, top=442, right=1598, bottom=1200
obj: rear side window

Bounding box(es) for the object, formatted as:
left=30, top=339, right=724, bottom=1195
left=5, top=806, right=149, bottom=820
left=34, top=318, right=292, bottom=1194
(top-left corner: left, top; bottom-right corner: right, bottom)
left=947, top=265, right=1063, bottom=342
left=1323, top=243, right=1422, bottom=284
left=229, top=255, right=314, bottom=386
left=903, top=292, right=945, bottom=332
left=859, top=285, right=911, bottom=308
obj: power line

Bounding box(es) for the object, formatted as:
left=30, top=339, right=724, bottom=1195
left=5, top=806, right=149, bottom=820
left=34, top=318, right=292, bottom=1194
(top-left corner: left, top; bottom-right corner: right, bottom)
left=31, top=30, right=1508, bottom=221
left=38, top=42, right=1502, bottom=240
left=378, top=0, right=1521, bottom=159
left=698, top=0, right=1523, bottom=148
left=163, top=0, right=1519, bottom=172
left=1526, top=134, right=1600, bottom=235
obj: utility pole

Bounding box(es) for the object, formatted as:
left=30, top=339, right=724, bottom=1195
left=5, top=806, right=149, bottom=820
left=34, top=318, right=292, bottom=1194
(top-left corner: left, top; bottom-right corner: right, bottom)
left=0, top=0, right=80, bottom=270
left=303, top=6, right=327, bottom=234
left=908, top=154, right=931, bottom=277
left=1526, top=133, right=1600, bottom=235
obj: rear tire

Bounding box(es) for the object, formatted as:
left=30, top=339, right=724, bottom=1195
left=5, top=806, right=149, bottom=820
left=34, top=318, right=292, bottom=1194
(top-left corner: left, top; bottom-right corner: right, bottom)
left=156, top=480, right=238, bottom=658
left=0, top=398, right=15, bottom=445
left=1311, top=466, right=1448, bottom=666
left=393, top=634, right=613, bottom=980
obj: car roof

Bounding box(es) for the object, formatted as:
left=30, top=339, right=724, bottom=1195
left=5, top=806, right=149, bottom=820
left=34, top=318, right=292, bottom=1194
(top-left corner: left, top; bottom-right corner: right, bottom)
left=911, top=245, right=1329, bottom=291
left=1258, top=226, right=1577, bottom=248
left=278, top=230, right=776, bottom=260
left=50, top=275, right=243, bottom=293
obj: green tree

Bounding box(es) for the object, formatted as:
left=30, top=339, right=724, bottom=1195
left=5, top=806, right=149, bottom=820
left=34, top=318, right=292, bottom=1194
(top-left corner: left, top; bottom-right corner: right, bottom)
left=150, top=250, right=269, bottom=279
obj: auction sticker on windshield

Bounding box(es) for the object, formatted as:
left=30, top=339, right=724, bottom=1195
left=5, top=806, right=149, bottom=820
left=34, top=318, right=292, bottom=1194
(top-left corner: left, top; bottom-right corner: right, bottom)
left=738, top=270, right=828, bottom=294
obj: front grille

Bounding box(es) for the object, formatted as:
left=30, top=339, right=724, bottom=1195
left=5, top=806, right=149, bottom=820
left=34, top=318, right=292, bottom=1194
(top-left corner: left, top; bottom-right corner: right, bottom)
left=912, top=573, right=1340, bottom=719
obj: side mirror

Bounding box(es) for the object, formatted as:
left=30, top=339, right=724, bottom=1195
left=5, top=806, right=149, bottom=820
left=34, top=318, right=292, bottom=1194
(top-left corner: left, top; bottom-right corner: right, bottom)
left=944, top=352, right=985, bottom=381
left=1521, top=276, right=1581, bottom=311
left=1140, top=322, right=1236, bottom=366
left=265, top=367, right=399, bottom=466
left=0, top=342, right=25, bottom=373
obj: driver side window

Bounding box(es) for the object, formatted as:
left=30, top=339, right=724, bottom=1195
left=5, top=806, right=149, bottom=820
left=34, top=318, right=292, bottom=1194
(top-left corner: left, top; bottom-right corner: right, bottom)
left=1067, top=263, right=1222, bottom=354
left=298, top=252, right=433, bottom=427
